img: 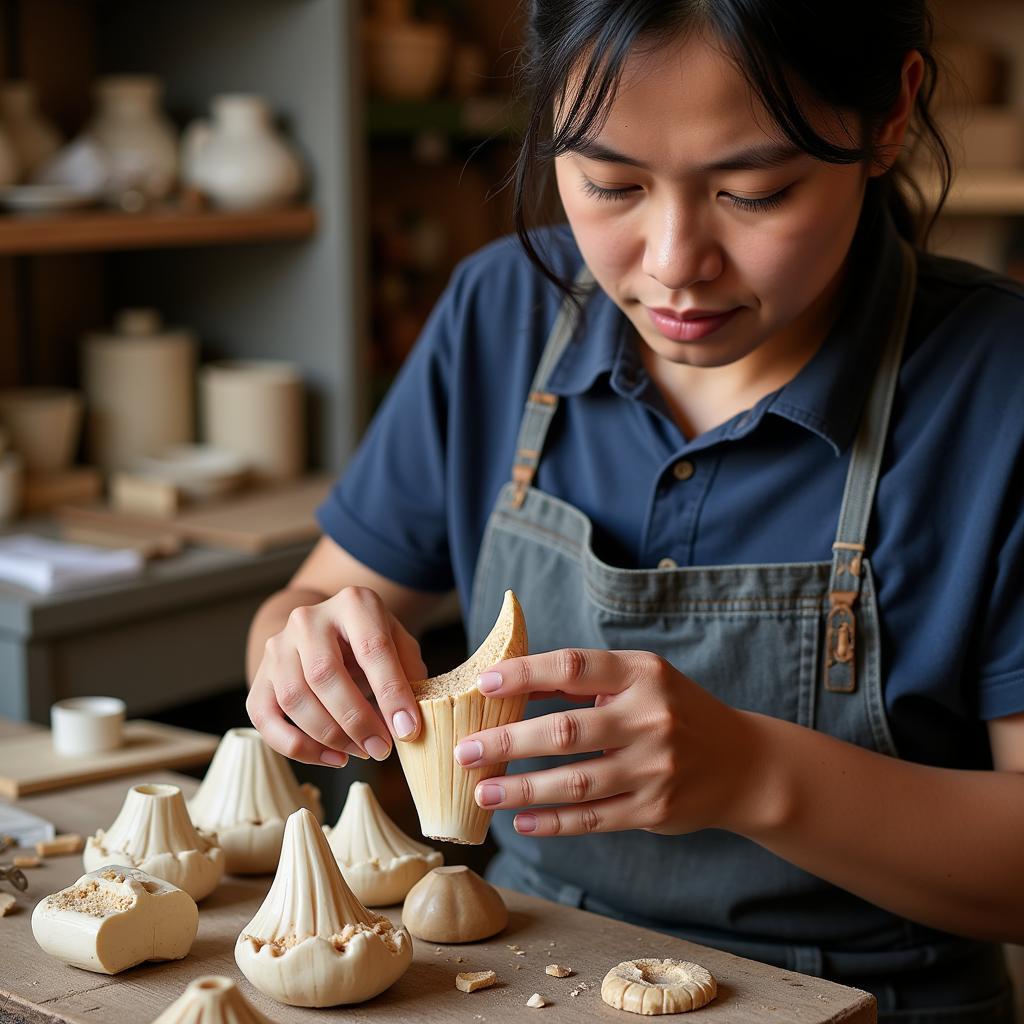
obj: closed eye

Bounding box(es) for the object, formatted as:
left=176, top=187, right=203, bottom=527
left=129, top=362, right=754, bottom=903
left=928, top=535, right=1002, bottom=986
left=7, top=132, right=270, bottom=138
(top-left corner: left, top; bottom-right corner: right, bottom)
left=720, top=187, right=790, bottom=213
left=579, top=178, right=640, bottom=202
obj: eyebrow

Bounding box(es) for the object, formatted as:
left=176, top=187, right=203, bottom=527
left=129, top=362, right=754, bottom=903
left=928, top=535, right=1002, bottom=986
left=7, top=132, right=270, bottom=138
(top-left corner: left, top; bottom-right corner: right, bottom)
left=568, top=140, right=804, bottom=173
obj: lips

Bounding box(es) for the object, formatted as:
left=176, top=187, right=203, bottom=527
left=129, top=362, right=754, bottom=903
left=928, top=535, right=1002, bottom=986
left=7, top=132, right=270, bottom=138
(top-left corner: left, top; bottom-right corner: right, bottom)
left=645, top=305, right=740, bottom=342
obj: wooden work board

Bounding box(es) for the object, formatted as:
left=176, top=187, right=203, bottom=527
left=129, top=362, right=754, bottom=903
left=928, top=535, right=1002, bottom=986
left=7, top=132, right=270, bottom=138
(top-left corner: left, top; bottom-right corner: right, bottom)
left=0, top=769, right=876, bottom=1024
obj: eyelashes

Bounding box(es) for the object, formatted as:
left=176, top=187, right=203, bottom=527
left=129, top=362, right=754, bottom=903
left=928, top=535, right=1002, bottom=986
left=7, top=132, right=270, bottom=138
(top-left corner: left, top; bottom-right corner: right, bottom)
left=578, top=177, right=791, bottom=213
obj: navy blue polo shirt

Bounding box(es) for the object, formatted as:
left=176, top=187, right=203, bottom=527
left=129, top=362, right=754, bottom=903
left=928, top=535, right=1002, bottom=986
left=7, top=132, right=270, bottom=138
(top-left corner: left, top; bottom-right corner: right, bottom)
left=318, top=202, right=1024, bottom=770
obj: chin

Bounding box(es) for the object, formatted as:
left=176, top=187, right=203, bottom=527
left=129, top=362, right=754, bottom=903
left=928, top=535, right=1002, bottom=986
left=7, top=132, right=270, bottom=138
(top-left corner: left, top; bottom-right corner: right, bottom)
left=643, top=330, right=761, bottom=369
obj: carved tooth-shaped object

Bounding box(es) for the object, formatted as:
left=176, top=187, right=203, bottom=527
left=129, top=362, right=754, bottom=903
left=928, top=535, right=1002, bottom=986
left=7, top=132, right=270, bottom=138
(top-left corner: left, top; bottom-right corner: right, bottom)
left=324, top=781, right=442, bottom=906
left=32, top=866, right=198, bottom=974
left=235, top=807, right=413, bottom=1007
left=402, top=865, right=508, bottom=943
left=152, top=976, right=276, bottom=1024
left=188, top=727, right=323, bottom=875
left=84, top=783, right=225, bottom=901
left=396, top=589, right=528, bottom=845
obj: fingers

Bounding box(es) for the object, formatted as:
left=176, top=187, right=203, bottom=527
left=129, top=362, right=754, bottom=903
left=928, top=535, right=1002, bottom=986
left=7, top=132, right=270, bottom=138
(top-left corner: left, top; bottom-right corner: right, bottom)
left=474, top=755, right=631, bottom=812
left=454, top=705, right=625, bottom=768
left=512, top=796, right=635, bottom=837
left=476, top=648, right=652, bottom=701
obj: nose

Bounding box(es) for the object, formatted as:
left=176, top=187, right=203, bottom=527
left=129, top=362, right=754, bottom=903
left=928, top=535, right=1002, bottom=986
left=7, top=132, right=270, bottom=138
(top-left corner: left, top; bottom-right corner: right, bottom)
left=641, top=198, right=723, bottom=290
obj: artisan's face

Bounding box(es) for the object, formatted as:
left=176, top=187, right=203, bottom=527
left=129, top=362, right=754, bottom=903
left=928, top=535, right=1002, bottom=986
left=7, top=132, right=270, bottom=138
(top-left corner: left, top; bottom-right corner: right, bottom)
left=554, top=32, right=871, bottom=369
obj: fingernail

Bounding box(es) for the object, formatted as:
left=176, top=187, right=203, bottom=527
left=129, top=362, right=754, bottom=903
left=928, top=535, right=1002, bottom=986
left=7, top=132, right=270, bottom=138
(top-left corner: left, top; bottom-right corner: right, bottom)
left=454, top=739, right=483, bottom=766
left=393, top=710, right=416, bottom=739
left=477, top=783, right=504, bottom=807
left=364, top=736, right=391, bottom=761
left=514, top=813, right=537, bottom=833
left=477, top=672, right=503, bottom=694
left=321, top=751, right=347, bottom=767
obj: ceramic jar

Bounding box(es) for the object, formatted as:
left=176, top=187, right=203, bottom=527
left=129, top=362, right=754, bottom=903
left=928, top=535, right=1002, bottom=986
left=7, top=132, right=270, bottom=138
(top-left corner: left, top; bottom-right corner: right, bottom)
left=81, top=309, right=196, bottom=472
left=363, top=0, right=451, bottom=101
left=182, top=95, right=303, bottom=210
left=0, top=388, right=84, bottom=473
left=85, top=75, right=178, bottom=205
left=200, top=361, right=305, bottom=483
left=0, top=81, right=62, bottom=180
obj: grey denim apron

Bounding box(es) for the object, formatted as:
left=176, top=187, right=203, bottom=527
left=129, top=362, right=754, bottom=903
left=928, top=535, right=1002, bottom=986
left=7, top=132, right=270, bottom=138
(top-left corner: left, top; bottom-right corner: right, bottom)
left=467, top=243, right=1015, bottom=1023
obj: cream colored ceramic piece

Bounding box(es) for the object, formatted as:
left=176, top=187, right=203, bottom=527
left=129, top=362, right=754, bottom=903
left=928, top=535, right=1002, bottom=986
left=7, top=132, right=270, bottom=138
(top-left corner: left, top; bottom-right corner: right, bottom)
left=0, top=451, right=22, bottom=524
left=456, top=970, right=496, bottom=993
left=31, top=866, right=198, bottom=975
left=0, top=81, right=62, bottom=179
left=235, top=808, right=413, bottom=1007
left=200, top=360, right=305, bottom=483
left=402, top=864, right=507, bottom=943
left=0, top=388, right=83, bottom=474
left=182, top=94, right=304, bottom=210
left=50, top=696, right=126, bottom=757
left=396, top=589, right=528, bottom=844
left=324, top=780, right=441, bottom=906
left=82, top=308, right=196, bottom=473
left=188, top=727, right=323, bottom=875
left=84, top=783, right=225, bottom=901
left=135, top=445, right=249, bottom=503
left=600, top=959, right=717, bottom=1015
left=363, top=13, right=451, bottom=101
left=152, top=976, right=276, bottom=1024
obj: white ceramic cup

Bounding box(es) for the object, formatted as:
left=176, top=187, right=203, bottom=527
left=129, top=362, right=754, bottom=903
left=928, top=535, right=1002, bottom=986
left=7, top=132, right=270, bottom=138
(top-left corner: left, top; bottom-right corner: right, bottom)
left=50, top=696, right=126, bottom=757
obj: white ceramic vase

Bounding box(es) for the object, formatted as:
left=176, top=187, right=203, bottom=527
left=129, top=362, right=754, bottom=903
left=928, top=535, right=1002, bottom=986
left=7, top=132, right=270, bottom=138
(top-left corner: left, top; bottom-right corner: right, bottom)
left=82, top=308, right=196, bottom=472
left=182, top=94, right=303, bottom=210
left=152, top=976, right=276, bottom=1024
left=0, top=81, right=62, bottom=180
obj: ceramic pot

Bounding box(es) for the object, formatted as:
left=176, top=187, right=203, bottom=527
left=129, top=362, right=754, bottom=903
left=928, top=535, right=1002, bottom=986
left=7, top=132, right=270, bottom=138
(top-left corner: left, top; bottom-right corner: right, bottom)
left=364, top=19, right=451, bottom=100
left=200, top=360, right=305, bottom=483
left=50, top=696, right=126, bottom=757
left=0, top=124, right=19, bottom=188
left=0, top=388, right=83, bottom=473
left=81, top=308, right=196, bottom=473
left=0, top=452, right=22, bottom=524
left=0, top=81, right=62, bottom=180
left=85, top=75, right=178, bottom=204
left=182, top=95, right=303, bottom=210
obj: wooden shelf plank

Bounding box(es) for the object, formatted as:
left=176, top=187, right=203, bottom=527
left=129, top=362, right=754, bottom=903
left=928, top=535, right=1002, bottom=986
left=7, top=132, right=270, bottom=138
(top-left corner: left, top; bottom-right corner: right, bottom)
left=926, top=171, right=1024, bottom=215
left=0, top=204, right=318, bottom=255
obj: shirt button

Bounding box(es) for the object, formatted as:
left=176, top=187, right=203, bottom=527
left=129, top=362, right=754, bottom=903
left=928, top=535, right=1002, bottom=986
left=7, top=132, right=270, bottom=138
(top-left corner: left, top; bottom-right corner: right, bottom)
left=672, top=459, right=695, bottom=481
left=657, top=557, right=678, bottom=569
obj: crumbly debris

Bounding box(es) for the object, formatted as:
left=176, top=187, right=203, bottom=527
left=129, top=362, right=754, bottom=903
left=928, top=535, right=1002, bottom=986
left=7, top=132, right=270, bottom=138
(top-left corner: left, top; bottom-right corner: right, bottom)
left=546, top=964, right=572, bottom=977
left=0, top=893, right=16, bottom=916
left=247, top=912, right=401, bottom=957
left=36, top=834, right=83, bottom=857
left=456, top=970, right=497, bottom=993
left=13, top=855, right=40, bottom=868
left=527, top=993, right=546, bottom=1008
left=48, top=879, right=135, bottom=916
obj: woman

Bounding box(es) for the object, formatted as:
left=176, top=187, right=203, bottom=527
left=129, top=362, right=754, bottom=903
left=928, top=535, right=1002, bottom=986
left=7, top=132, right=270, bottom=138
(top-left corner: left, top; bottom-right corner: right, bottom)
left=246, top=2, right=1024, bottom=1019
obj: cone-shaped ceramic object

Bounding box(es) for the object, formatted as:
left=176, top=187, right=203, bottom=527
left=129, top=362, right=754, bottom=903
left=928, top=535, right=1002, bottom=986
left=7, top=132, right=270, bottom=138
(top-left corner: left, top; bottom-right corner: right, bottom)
left=188, top=727, right=323, bottom=874
left=235, top=808, right=412, bottom=1007
left=84, top=783, right=225, bottom=901
left=324, top=781, right=441, bottom=906
left=402, top=865, right=507, bottom=943
left=152, top=976, right=276, bottom=1024
left=32, top=866, right=198, bottom=975
left=396, top=589, right=528, bottom=844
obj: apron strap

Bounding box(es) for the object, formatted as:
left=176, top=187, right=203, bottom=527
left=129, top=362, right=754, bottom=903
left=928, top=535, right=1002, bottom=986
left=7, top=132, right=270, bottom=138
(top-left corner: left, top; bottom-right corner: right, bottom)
left=509, top=264, right=596, bottom=508
left=825, top=238, right=918, bottom=693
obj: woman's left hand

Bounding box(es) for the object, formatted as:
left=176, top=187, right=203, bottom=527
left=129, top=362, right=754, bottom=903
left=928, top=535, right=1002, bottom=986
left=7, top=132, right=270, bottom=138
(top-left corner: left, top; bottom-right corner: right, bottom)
left=454, top=648, right=771, bottom=838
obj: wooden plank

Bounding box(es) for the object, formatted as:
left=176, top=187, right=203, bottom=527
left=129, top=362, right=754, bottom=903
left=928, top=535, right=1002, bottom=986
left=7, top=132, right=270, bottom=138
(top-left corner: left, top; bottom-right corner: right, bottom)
left=0, top=206, right=318, bottom=255
left=0, top=769, right=876, bottom=1024
left=0, top=721, right=218, bottom=797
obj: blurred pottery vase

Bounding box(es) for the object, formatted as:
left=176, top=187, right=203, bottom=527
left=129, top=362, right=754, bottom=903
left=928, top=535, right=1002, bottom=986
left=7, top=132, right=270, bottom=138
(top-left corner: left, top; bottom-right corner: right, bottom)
left=0, top=451, right=22, bottom=524
left=200, top=361, right=305, bottom=483
left=0, top=81, right=62, bottom=180
left=0, top=124, right=19, bottom=188
left=363, top=14, right=451, bottom=101
left=86, top=75, right=178, bottom=205
left=82, top=308, right=196, bottom=473
left=0, top=388, right=83, bottom=474
left=182, top=95, right=303, bottom=210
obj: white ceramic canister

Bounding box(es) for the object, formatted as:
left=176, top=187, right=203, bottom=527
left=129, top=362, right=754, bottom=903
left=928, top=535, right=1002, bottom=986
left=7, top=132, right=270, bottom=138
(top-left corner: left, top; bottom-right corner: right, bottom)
left=181, top=94, right=303, bottom=210
left=0, top=80, right=62, bottom=180
left=51, top=696, right=126, bottom=757
left=85, top=75, right=178, bottom=203
left=81, top=309, right=196, bottom=472
left=200, top=361, right=305, bottom=483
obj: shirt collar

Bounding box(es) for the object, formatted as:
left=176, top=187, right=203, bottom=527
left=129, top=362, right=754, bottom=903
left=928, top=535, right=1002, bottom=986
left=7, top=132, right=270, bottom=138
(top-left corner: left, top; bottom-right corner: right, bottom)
left=544, top=196, right=908, bottom=456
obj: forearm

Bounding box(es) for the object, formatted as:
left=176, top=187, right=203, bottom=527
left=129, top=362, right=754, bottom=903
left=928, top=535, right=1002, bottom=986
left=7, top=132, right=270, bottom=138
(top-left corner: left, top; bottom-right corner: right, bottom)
left=735, top=711, right=1024, bottom=943
left=245, top=586, right=328, bottom=685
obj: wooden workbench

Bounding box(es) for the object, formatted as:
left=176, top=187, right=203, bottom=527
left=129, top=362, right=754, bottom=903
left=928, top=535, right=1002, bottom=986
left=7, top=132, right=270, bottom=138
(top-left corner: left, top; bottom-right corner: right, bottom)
left=0, top=770, right=876, bottom=1023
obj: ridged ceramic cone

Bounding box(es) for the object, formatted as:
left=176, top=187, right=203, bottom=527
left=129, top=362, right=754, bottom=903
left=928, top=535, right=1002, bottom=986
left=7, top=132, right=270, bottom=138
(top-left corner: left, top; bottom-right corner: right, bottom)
left=396, top=589, right=528, bottom=845
left=152, top=976, right=276, bottom=1024
left=235, top=808, right=412, bottom=1007
left=188, top=727, right=323, bottom=875
left=324, top=781, right=442, bottom=906
left=84, top=783, right=225, bottom=901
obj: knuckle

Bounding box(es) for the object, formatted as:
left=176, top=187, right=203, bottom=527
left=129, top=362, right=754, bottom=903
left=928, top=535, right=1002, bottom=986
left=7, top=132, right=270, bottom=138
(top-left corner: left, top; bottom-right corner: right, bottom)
left=579, top=805, right=602, bottom=834
left=340, top=705, right=369, bottom=734
left=355, top=632, right=392, bottom=665
left=519, top=774, right=535, bottom=806
left=559, top=647, right=589, bottom=682
left=551, top=712, right=582, bottom=752
left=650, top=794, right=673, bottom=826
left=287, top=605, right=315, bottom=631
left=372, top=678, right=409, bottom=707
left=275, top=681, right=306, bottom=713
left=495, top=727, right=514, bottom=761
left=282, top=735, right=307, bottom=761
left=566, top=768, right=593, bottom=802
left=304, top=656, right=338, bottom=690
left=316, top=720, right=347, bottom=748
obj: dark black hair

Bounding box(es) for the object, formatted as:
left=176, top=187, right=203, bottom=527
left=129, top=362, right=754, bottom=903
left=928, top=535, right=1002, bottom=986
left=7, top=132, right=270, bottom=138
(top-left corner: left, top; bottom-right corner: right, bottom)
left=512, top=0, right=952, bottom=296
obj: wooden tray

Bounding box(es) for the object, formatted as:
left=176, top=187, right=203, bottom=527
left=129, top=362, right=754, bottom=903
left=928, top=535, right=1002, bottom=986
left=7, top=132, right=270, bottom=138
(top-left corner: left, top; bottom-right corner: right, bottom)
left=0, top=720, right=219, bottom=797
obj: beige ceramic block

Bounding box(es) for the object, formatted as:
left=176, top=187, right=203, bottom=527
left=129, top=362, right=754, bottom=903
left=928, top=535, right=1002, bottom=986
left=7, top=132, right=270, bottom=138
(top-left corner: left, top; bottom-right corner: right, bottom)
left=84, top=783, right=224, bottom=901
left=324, top=780, right=441, bottom=906
left=32, top=867, right=198, bottom=975
left=188, top=727, right=323, bottom=875
left=402, top=864, right=508, bottom=943
left=601, top=959, right=717, bottom=1015
left=151, top=975, right=275, bottom=1024
left=455, top=970, right=496, bottom=993
left=396, top=589, right=528, bottom=844
left=235, top=808, right=412, bottom=1007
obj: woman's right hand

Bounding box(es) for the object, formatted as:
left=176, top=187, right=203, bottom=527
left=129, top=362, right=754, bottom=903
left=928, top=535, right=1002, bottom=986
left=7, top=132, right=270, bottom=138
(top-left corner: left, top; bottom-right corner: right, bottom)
left=246, top=586, right=428, bottom=767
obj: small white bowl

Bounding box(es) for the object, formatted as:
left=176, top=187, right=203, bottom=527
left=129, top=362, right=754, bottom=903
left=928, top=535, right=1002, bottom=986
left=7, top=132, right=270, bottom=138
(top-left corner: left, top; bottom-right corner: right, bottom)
left=50, top=696, right=126, bottom=757
left=134, top=444, right=249, bottom=502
